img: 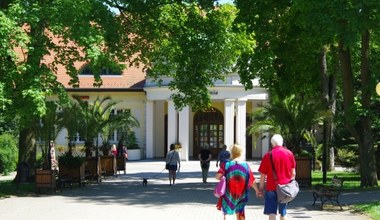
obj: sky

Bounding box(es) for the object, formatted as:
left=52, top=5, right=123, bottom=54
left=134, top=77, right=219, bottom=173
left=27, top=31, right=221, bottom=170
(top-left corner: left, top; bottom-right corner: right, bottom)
left=217, top=0, right=233, bottom=4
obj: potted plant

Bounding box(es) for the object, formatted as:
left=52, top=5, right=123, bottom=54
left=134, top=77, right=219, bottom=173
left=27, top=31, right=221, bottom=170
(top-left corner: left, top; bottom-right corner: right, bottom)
left=126, top=131, right=141, bottom=160
left=248, top=95, right=329, bottom=187
left=58, top=152, right=86, bottom=186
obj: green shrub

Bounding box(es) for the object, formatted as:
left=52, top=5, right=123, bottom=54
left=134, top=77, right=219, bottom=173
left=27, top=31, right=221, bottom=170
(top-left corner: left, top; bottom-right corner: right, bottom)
left=0, top=134, right=18, bottom=175
left=336, top=147, right=359, bottom=168
left=58, top=152, right=85, bottom=168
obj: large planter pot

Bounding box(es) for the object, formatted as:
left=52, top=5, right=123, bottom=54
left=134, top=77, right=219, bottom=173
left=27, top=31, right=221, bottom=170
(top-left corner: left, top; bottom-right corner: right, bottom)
left=295, top=156, right=312, bottom=188
left=127, top=149, right=141, bottom=160
left=100, top=156, right=116, bottom=177
left=85, top=157, right=101, bottom=183
left=116, top=156, right=126, bottom=174
left=35, top=169, right=57, bottom=193
left=59, top=161, right=86, bottom=187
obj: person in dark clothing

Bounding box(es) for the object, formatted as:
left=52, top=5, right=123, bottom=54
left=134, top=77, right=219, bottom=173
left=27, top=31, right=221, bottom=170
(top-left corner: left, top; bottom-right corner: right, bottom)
left=198, top=144, right=212, bottom=183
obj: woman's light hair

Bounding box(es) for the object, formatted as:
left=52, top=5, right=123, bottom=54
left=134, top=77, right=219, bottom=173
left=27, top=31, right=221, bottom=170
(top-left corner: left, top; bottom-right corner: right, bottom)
left=271, top=134, right=283, bottom=146
left=230, top=144, right=242, bottom=159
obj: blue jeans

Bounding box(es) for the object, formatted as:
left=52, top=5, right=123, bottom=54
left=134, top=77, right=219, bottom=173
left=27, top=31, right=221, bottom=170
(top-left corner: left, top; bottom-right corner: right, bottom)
left=264, top=191, right=287, bottom=217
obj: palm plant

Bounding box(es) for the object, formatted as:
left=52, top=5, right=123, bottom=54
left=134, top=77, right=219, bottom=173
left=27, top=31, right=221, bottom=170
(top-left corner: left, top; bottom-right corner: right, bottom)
left=34, top=101, right=63, bottom=169
left=114, top=110, right=140, bottom=151
left=57, top=96, right=140, bottom=157
left=71, top=96, right=140, bottom=157
left=57, top=101, right=82, bottom=156
left=248, top=94, right=329, bottom=154
left=72, top=96, right=116, bottom=157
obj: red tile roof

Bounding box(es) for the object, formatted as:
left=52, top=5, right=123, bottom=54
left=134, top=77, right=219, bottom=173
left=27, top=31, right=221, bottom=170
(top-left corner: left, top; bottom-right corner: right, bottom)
left=14, top=29, right=146, bottom=90
left=57, top=62, right=146, bottom=90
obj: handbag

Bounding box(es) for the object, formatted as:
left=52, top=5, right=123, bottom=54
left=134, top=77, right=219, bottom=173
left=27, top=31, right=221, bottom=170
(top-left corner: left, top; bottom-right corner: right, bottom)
left=166, top=151, right=175, bottom=170
left=213, top=176, right=226, bottom=198
left=270, top=151, right=299, bottom=203
left=165, top=164, right=170, bottom=170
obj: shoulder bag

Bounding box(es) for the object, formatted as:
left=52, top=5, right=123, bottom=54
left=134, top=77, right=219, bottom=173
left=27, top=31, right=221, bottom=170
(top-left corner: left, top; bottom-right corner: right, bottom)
left=165, top=151, right=175, bottom=170
left=270, top=151, right=299, bottom=203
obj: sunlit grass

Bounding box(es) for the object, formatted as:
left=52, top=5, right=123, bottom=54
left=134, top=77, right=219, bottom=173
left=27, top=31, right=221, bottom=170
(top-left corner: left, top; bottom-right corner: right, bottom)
left=312, top=170, right=380, bottom=191
left=354, top=201, right=380, bottom=220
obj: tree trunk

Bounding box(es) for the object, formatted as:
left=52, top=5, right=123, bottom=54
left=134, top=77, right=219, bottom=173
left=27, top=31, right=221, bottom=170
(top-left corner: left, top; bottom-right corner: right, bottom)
left=358, top=30, right=377, bottom=187
left=319, top=48, right=329, bottom=183
left=15, top=127, right=36, bottom=182
left=338, top=32, right=378, bottom=187
left=319, top=47, right=336, bottom=181
left=328, top=73, right=336, bottom=170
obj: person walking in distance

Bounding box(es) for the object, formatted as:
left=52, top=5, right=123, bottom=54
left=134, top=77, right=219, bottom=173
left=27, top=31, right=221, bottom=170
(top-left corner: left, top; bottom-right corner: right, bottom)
left=198, top=143, right=212, bottom=183
left=216, top=144, right=230, bottom=167
left=258, top=134, right=296, bottom=220
left=165, top=144, right=181, bottom=186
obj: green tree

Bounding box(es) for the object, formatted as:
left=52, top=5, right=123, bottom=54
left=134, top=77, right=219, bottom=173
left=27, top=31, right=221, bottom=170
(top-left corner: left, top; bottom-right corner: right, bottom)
left=115, top=1, right=254, bottom=111
left=2, top=0, right=247, bottom=180
left=234, top=0, right=379, bottom=187
left=1, top=0, right=134, bottom=179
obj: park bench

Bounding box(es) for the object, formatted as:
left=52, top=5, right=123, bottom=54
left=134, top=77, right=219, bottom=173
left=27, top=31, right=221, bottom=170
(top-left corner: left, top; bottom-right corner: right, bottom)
left=312, top=175, right=344, bottom=210
left=57, top=175, right=72, bottom=190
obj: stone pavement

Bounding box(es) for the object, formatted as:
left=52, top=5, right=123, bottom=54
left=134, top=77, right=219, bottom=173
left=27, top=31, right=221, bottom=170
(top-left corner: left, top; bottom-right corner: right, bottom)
left=0, top=160, right=378, bottom=220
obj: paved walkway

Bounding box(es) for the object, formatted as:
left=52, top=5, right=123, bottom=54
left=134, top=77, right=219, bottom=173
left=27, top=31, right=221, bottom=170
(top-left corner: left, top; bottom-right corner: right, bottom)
left=0, top=160, right=378, bottom=220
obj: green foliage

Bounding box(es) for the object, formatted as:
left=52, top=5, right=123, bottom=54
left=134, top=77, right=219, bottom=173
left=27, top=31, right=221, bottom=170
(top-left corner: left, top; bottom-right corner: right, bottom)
left=58, top=153, right=85, bottom=169
left=234, top=0, right=380, bottom=186
left=58, top=96, right=140, bottom=156
left=336, top=147, right=359, bottom=168
left=126, top=131, right=139, bottom=149
left=0, top=133, right=18, bottom=175
left=249, top=94, right=328, bottom=153
left=129, top=3, right=254, bottom=110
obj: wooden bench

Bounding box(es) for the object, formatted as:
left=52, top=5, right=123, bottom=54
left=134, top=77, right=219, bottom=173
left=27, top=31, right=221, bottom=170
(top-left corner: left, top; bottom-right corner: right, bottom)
left=57, top=175, right=72, bottom=190
left=312, top=175, right=344, bottom=210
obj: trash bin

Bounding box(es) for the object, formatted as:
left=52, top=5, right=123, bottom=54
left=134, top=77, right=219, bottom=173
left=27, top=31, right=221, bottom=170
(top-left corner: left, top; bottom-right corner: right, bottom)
left=17, top=162, right=30, bottom=183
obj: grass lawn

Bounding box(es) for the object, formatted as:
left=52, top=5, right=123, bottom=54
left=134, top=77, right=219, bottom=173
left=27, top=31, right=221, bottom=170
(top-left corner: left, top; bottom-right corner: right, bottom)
left=0, top=180, right=35, bottom=198
left=353, top=201, right=380, bottom=220
left=312, top=170, right=380, bottom=190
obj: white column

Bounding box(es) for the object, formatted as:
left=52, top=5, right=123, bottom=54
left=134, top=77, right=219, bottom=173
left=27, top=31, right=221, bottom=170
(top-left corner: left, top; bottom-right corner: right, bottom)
left=167, top=100, right=178, bottom=151
left=179, top=106, right=190, bottom=161
left=145, top=100, right=154, bottom=158
left=224, top=99, right=235, bottom=148
left=236, top=99, right=247, bottom=160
